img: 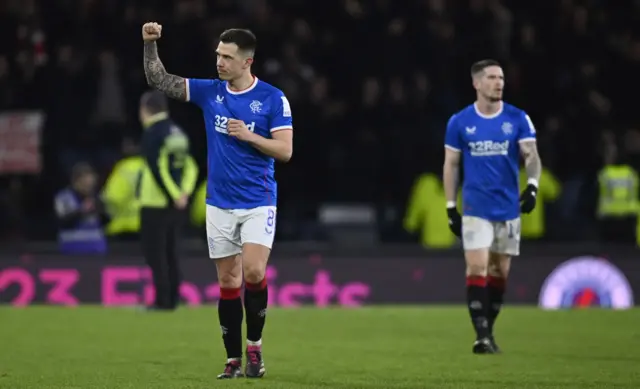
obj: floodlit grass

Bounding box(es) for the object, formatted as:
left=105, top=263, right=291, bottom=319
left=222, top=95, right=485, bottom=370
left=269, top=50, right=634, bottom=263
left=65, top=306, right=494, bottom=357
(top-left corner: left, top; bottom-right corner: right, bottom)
left=1, top=306, right=639, bottom=388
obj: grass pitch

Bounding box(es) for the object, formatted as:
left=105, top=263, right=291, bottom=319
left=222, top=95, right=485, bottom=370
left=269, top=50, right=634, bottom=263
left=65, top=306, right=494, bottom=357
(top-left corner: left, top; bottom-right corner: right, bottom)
left=0, top=306, right=639, bottom=388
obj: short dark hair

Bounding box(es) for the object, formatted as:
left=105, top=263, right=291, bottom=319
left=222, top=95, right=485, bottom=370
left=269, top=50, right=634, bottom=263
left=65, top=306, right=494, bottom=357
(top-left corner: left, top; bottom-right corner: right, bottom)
left=140, top=90, right=168, bottom=114
left=471, top=59, right=501, bottom=77
left=219, top=29, right=257, bottom=55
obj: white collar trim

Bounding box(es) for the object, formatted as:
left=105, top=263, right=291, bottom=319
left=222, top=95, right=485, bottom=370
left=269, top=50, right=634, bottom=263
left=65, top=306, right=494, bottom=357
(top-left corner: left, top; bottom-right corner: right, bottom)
left=474, top=101, right=503, bottom=119
left=226, top=76, right=259, bottom=95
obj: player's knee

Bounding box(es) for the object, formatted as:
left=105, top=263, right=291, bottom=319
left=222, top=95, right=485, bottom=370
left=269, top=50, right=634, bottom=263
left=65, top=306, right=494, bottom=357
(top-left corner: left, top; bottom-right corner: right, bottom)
left=217, top=259, right=242, bottom=288
left=488, top=254, right=511, bottom=277
left=215, top=254, right=243, bottom=288
left=464, top=249, right=489, bottom=276
left=466, top=263, right=488, bottom=277
left=242, top=256, right=268, bottom=284
left=217, top=268, right=242, bottom=288
left=487, top=262, right=502, bottom=277
left=241, top=243, right=270, bottom=284
left=488, top=263, right=509, bottom=278
left=243, top=265, right=266, bottom=285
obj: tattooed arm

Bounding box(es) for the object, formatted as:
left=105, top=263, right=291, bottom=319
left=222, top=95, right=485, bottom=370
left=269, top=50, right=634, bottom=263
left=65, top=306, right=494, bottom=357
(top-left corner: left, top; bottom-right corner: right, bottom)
left=519, top=140, right=542, bottom=183
left=143, top=41, right=187, bottom=101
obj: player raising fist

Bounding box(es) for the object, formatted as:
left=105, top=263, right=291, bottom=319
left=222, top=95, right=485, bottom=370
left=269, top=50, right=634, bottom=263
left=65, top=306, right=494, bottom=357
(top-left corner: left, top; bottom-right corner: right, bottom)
left=142, top=24, right=294, bottom=379
left=443, top=59, right=541, bottom=354
left=142, top=22, right=162, bottom=41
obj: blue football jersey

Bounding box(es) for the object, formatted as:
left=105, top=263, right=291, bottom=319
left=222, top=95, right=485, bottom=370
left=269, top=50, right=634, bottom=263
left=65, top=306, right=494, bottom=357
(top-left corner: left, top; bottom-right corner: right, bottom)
left=186, top=77, right=293, bottom=209
left=444, top=102, right=536, bottom=221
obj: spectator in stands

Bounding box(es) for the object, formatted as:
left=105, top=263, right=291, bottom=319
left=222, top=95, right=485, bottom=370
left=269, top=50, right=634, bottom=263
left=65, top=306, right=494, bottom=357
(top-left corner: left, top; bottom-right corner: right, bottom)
left=0, top=0, right=638, bottom=242
left=54, top=163, right=109, bottom=255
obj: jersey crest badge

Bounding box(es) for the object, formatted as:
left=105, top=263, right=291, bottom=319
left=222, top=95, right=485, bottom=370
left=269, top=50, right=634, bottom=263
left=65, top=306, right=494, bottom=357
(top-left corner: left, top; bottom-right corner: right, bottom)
left=250, top=100, right=262, bottom=114
left=501, top=122, right=513, bottom=135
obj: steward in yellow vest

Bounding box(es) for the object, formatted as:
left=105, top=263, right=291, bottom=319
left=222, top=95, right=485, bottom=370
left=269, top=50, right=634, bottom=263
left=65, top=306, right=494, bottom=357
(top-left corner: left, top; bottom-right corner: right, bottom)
left=519, top=167, right=561, bottom=239
left=190, top=180, right=207, bottom=228
left=404, top=173, right=461, bottom=248
left=102, top=138, right=145, bottom=239
left=597, top=164, right=639, bottom=244
left=138, top=90, right=198, bottom=310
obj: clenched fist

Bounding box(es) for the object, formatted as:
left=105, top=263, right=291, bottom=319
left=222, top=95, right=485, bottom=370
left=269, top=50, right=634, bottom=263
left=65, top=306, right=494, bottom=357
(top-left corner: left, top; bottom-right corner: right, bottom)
left=228, top=119, right=255, bottom=142
left=142, top=22, right=162, bottom=42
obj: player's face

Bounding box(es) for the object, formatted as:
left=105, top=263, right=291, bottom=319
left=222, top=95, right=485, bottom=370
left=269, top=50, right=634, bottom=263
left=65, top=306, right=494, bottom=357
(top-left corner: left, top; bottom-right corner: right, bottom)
left=216, top=42, right=252, bottom=80
left=475, top=66, right=504, bottom=102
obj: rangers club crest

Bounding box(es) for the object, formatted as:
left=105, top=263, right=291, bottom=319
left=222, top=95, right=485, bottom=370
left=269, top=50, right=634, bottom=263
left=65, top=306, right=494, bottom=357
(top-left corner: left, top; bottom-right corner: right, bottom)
left=501, top=122, right=513, bottom=135
left=538, top=256, right=634, bottom=310
left=250, top=100, right=262, bottom=114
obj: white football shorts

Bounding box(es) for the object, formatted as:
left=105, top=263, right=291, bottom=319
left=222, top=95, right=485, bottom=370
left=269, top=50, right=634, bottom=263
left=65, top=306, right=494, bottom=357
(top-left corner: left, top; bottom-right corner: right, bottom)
left=461, top=216, right=521, bottom=256
left=205, top=205, right=277, bottom=259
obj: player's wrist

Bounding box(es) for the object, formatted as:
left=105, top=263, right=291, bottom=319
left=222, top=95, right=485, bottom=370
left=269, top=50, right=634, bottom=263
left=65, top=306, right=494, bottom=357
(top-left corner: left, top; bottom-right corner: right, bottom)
left=244, top=131, right=261, bottom=144
left=446, top=201, right=457, bottom=209
left=527, top=178, right=538, bottom=188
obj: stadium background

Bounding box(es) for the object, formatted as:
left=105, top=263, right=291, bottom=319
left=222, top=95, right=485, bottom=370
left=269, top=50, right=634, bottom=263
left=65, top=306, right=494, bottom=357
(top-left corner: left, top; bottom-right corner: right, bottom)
left=0, top=0, right=639, bottom=304
left=0, top=0, right=637, bottom=304
left=0, top=0, right=637, bottom=241
left=1, top=1, right=640, bottom=388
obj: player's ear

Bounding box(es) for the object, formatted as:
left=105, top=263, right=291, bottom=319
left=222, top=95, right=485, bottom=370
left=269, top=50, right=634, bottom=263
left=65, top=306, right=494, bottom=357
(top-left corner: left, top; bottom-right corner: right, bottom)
left=244, top=57, right=254, bottom=69
left=472, top=75, right=481, bottom=90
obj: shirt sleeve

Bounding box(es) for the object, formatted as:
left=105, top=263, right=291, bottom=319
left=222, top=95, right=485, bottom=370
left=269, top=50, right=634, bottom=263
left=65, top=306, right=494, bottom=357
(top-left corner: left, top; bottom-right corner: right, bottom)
left=186, top=78, right=219, bottom=107
left=54, top=192, right=77, bottom=217
left=444, top=114, right=462, bottom=152
left=54, top=191, right=87, bottom=228
left=518, top=111, right=537, bottom=143
left=268, top=92, right=293, bottom=133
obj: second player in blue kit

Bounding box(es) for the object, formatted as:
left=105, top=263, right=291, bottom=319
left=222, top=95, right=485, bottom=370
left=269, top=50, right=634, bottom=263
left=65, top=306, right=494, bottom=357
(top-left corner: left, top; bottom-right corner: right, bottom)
left=142, top=23, right=293, bottom=379
left=443, top=60, right=542, bottom=354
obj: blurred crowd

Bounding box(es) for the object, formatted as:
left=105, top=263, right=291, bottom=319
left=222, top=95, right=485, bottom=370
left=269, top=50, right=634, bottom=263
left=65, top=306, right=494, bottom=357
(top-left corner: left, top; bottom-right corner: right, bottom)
left=0, top=0, right=639, bottom=243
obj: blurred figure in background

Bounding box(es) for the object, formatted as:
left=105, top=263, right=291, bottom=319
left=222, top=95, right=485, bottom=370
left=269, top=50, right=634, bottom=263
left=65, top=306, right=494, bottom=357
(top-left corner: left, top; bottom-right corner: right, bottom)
left=0, top=177, right=26, bottom=241
left=404, top=173, right=460, bottom=248
left=102, top=136, right=144, bottom=241
left=190, top=179, right=207, bottom=232
left=137, top=90, right=198, bottom=311
left=596, top=133, right=639, bottom=244
left=54, top=163, right=108, bottom=255
left=519, top=166, right=561, bottom=241
left=443, top=60, right=541, bottom=354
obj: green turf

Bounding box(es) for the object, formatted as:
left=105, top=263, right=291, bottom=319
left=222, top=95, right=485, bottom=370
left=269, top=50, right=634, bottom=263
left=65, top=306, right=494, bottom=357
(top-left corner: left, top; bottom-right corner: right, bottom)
left=0, top=306, right=639, bottom=388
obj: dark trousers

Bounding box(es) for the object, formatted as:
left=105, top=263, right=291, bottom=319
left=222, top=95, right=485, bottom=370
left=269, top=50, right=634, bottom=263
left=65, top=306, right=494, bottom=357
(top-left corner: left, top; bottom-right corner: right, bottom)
left=110, top=232, right=140, bottom=242
left=141, top=207, right=184, bottom=309
left=599, top=216, right=637, bottom=244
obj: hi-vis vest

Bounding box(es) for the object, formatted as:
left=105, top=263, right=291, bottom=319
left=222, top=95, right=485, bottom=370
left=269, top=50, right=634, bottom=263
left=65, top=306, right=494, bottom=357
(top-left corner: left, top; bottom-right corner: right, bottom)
left=54, top=189, right=107, bottom=254
left=102, top=156, right=144, bottom=235
left=519, top=167, right=561, bottom=239
left=404, top=174, right=462, bottom=248
left=597, top=165, right=639, bottom=217
left=191, top=180, right=207, bottom=228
